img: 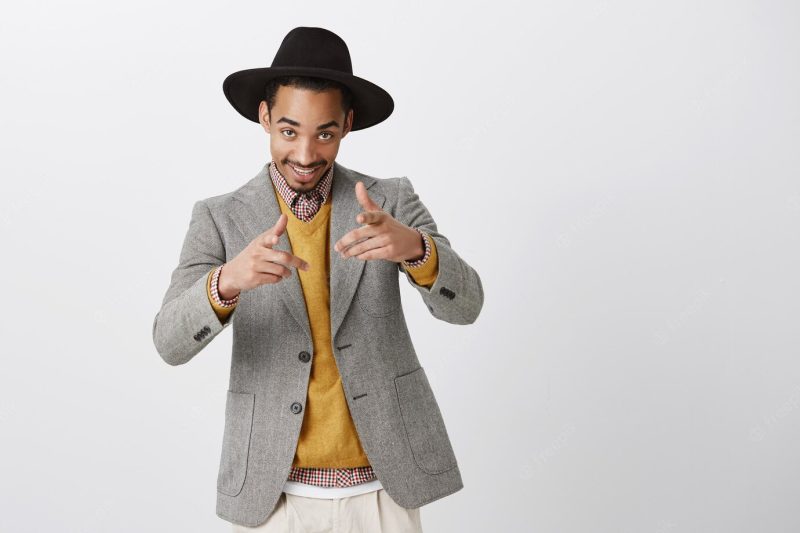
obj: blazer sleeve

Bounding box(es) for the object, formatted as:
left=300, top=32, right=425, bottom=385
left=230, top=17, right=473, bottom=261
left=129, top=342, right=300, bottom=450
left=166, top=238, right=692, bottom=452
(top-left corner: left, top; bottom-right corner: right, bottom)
left=393, top=176, right=484, bottom=324
left=152, top=199, right=235, bottom=366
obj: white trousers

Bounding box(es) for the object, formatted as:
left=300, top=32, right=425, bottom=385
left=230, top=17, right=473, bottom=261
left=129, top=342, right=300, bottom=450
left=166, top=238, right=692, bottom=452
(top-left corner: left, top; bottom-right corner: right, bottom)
left=230, top=488, right=423, bottom=533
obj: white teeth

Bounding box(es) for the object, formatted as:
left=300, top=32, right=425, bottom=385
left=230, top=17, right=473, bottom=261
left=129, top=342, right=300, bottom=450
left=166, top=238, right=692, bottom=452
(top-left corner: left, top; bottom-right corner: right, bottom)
left=291, top=165, right=316, bottom=175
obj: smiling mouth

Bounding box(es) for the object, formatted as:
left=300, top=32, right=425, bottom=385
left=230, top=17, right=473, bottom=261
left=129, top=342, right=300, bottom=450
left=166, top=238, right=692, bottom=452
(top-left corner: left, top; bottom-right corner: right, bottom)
left=289, top=164, right=319, bottom=176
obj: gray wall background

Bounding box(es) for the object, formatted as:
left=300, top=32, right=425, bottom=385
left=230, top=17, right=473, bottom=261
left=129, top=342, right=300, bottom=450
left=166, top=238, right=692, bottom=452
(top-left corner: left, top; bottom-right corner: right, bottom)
left=1, top=1, right=798, bottom=531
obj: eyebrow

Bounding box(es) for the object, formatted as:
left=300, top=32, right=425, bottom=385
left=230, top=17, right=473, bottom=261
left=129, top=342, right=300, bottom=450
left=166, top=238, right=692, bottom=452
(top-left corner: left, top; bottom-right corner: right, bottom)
left=276, top=117, right=340, bottom=130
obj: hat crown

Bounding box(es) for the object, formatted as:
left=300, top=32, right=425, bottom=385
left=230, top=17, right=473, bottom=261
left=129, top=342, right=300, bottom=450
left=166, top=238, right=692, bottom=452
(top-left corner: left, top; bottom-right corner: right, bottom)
left=271, top=27, right=353, bottom=74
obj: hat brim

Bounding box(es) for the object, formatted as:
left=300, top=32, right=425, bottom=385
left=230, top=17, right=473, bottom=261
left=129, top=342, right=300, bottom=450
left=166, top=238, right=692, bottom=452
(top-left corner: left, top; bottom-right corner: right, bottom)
left=223, top=66, right=394, bottom=131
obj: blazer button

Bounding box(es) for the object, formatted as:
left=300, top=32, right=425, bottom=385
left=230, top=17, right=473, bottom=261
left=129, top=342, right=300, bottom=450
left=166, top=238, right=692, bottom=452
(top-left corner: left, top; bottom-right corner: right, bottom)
left=290, top=402, right=303, bottom=414
left=298, top=351, right=311, bottom=363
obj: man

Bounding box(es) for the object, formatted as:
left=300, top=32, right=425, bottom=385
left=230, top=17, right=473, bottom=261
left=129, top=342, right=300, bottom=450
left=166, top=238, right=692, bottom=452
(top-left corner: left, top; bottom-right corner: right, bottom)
left=152, top=27, right=484, bottom=531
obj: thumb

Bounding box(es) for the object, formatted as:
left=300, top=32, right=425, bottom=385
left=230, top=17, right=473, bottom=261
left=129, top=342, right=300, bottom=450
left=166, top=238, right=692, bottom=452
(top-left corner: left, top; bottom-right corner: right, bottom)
left=355, top=181, right=381, bottom=211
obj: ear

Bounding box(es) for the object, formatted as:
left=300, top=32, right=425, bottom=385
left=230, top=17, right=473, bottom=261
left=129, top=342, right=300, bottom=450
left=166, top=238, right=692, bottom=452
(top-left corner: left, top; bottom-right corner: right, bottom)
left=259, top=101, right=270, bottom=134
left=341, top=108, right=354, bottom=139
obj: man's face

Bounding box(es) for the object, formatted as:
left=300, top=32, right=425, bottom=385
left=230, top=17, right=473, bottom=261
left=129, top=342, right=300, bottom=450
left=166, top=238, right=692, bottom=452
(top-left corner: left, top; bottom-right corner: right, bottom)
left=259, top=85, right=353, bottom=193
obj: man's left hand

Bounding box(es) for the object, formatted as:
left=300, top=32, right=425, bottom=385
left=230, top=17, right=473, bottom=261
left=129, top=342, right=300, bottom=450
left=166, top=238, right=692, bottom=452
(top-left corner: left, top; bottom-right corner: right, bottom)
left=334, top=181, right=425, bottom=263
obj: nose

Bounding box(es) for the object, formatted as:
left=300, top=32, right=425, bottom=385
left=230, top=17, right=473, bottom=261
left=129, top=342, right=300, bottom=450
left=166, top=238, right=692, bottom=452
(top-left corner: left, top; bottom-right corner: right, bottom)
left=294, top=138, right=316, bottom=167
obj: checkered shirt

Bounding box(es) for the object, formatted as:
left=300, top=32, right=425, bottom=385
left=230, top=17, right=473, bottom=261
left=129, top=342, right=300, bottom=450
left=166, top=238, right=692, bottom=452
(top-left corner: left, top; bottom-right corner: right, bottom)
left=286, top=465, right=377, bottom=488
left=268, top=161, right=334, bottom=222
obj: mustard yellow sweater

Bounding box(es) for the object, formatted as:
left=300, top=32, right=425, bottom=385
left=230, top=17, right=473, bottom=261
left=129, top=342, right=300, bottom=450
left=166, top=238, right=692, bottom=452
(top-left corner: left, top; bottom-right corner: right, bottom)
left=206, top=181, right=438, bottom=468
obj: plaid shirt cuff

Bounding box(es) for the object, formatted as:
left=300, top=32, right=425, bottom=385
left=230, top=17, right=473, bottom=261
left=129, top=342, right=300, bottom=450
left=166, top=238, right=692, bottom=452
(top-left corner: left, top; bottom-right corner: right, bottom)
left=402, top=229, right=432, bottom=268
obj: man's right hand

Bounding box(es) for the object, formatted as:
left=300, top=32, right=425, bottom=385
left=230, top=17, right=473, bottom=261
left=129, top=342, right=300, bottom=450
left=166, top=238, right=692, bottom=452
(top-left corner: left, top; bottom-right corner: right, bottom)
left=217, top=213, right=310, bottom=299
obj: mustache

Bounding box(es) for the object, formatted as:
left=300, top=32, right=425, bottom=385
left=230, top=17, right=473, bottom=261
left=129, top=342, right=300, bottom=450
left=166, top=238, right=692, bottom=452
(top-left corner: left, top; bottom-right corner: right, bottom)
left=284, top=159, right=326, bottom=169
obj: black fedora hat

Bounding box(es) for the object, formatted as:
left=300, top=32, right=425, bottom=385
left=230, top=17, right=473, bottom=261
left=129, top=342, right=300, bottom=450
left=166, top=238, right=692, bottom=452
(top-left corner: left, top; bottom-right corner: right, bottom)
left=223, top=27, right=394, bottom=131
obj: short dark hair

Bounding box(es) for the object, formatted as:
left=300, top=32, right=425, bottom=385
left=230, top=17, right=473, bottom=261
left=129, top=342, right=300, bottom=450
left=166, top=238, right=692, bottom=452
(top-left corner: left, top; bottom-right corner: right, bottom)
left=263, top=75, right=354, bottom=119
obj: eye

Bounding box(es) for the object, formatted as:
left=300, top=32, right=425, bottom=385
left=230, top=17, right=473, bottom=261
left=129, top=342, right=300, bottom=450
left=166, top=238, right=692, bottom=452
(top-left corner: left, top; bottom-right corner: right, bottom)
left=281, top=130, right=295, bottom=137
left=319, top=132, right=333, bottom=140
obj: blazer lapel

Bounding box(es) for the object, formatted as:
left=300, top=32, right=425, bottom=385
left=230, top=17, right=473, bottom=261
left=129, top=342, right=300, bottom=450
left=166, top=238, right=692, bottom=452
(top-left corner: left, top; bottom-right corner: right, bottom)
left=229, top=161, right=385, bottom=344
left=229, top=163, right=311, bottom=343
left=329, top=162, right=385, bottom=341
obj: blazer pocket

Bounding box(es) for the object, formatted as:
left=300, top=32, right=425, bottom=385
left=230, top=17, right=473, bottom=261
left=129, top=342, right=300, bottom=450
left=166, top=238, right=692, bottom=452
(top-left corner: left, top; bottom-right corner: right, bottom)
left=217, top=390, right=255, bottom=497
left=394, top=367, right=458, bottom=475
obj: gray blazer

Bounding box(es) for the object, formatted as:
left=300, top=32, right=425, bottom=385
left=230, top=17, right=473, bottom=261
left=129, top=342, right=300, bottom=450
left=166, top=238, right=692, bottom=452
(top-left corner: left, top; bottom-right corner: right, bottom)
left=152, top=161, right=484, bottom=527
